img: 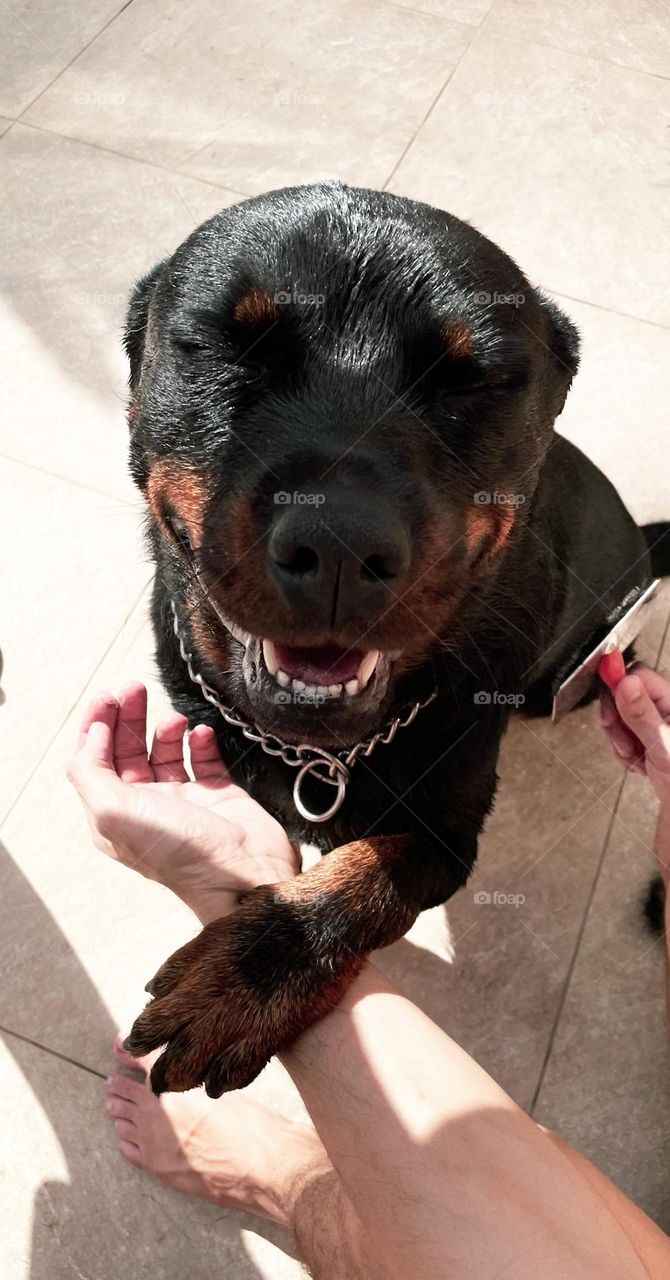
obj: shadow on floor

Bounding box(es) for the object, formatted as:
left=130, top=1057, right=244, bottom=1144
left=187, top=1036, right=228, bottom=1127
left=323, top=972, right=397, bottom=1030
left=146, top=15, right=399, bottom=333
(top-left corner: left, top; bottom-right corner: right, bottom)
left=0, top=840, right=301, bottom=1280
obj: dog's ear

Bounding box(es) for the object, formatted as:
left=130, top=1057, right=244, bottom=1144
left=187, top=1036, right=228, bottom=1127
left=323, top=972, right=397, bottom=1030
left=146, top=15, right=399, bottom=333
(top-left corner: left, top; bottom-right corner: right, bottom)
left=124, top=260, right=166, bottom=395
left=536, top=291, right=580, bottom=419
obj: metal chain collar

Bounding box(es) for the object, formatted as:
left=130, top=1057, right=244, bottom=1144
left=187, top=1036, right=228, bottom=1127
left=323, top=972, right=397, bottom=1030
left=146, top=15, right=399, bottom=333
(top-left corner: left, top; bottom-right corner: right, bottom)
left=170, top=600, right=437, bottom=823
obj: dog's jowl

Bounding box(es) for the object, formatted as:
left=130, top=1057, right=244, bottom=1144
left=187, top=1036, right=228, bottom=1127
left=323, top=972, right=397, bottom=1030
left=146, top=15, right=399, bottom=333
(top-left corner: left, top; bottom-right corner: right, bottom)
left=123, top=182, right=659, bottom=1095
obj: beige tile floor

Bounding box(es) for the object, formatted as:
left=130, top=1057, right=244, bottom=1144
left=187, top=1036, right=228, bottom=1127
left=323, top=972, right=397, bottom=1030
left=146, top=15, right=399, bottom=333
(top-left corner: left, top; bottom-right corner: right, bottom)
left=1, top=2, right=669, bottom=1275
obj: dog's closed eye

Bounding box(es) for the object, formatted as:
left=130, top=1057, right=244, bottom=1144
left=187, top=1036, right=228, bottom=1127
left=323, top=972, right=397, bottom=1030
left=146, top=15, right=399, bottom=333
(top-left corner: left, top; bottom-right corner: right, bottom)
left=166, top=512, right=194, bottom=554
left=170, top=322, right=229, bottom=357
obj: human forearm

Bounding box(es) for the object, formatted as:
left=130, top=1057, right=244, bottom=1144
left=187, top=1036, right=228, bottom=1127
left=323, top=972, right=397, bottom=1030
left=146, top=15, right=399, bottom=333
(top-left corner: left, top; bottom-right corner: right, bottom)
left=280, top=962, right=641, bottom=1279
left=282, top=961, right=525, bottom=1206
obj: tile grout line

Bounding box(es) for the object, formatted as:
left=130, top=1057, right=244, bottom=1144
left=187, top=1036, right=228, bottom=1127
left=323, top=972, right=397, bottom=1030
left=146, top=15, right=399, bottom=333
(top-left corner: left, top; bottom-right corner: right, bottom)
left=373, top=0, right=482, bottom=33
left=541, top=287, right=670, bottom=333
left=382, top=14, right=670, bottom=198
left=5, top=112, right=669, bottom=335
left=6, top=119, right=669, bottom=333
left=8, top=0, right=665, bottom=144
left=528, top=769, right=628, bottom=1116
left=0, top=1022, right=106, bottom=1081
left=387, top=17, right=670, bottom=197
left=529, top=599, right=670, bottom=1115
left=6, top=130, right=669, bottom=340
left=13, top=0, right=137, bottom=123
left=383, top=17, right=669, bottom=198
left=1, top=4, right=666, bottom=202
left=383, top=23, right=480, bottom=190
left=5, top=117, right=253, bottom=202
left=0, top=574, right=153, bottom=832
left=474, top=13, right=670, bottom=83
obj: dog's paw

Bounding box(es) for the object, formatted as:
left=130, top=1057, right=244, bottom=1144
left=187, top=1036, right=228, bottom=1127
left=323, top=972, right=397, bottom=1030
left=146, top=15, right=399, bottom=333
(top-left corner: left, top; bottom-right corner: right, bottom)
left=125, top=885, right=362, bottom=1096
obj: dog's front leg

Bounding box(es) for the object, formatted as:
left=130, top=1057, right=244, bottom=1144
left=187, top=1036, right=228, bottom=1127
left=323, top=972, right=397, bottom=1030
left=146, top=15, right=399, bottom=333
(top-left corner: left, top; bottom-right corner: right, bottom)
left=126, top=832, right=474, bottom=1096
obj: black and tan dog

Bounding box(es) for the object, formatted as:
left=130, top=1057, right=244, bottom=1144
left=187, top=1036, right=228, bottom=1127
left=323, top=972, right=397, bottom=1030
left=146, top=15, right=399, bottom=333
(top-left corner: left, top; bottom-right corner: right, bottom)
left=123, top=182, right=663, bottom=1095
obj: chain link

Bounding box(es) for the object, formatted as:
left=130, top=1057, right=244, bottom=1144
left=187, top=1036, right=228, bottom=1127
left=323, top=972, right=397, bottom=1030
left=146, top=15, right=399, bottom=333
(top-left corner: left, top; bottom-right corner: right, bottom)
left=170, top=600, right=437, bottom=822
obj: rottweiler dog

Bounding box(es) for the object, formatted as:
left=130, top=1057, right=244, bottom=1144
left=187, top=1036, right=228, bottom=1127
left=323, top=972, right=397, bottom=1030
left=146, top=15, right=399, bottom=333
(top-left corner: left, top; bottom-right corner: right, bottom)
left=123, top=182, right=660, bottom=1096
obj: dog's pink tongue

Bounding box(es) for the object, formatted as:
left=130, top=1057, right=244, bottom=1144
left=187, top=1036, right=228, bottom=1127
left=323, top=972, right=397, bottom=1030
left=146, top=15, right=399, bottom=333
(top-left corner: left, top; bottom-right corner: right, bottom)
left=274, top=643, right=361, bottom=684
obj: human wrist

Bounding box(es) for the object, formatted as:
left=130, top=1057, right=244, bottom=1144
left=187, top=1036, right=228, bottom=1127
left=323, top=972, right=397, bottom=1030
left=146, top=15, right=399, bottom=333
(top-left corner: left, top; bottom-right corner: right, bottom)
left=177, top=885, right=239, bottom=926
left=280, top=960, right=393, bottom=1068
left=276, top=1143, right=336, bottom=1230
left=180, top=874, right=289, bottom=925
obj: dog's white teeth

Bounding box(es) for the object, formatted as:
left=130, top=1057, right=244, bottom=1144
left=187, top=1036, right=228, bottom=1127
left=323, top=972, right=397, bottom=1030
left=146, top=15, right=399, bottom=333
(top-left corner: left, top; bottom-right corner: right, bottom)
left=357, top=650, right=379, bottom=690
left=262, top=639, right=279, bottom=677
left=261, top=643, right=378, bottom=698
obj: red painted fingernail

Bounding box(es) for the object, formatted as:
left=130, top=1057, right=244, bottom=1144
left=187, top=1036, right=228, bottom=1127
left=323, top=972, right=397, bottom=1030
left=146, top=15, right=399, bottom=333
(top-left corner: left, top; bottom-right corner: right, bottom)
left=598, top=649, right=626, bottom=691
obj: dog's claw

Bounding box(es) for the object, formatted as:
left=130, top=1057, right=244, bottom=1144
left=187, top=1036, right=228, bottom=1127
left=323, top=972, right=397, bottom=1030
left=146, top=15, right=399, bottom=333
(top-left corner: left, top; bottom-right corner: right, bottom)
left=149, top=1054, right=169, bottom=1096
left=204, top=1066, right=229, bottom=1099
left=123, top=1029, right=145, bottom=1056
left=203, top=1041, right=264, bottom=1097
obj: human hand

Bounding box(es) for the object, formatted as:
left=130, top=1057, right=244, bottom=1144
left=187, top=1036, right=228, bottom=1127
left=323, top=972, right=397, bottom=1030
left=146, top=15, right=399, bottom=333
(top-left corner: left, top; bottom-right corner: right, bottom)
left=600, top=664, right=670, bottom=815
left=67, top=682, right=299, bottom=924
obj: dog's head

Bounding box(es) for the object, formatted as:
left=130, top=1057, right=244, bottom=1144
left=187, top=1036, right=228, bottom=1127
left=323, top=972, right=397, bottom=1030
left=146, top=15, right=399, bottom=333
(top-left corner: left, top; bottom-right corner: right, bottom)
left=126, top=182, right=578, bottom=748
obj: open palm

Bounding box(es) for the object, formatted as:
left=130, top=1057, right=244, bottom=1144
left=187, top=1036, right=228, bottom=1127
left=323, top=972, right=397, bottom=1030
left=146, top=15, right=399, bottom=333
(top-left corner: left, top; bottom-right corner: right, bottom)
left=68, top=682, right=299, bottom=924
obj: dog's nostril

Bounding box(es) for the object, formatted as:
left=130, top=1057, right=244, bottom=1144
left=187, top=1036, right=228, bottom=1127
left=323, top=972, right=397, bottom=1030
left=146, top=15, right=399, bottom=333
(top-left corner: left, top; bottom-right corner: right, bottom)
left=361, top=554, right=396, bottom=584
left=276, top=545, right=319, bottom=578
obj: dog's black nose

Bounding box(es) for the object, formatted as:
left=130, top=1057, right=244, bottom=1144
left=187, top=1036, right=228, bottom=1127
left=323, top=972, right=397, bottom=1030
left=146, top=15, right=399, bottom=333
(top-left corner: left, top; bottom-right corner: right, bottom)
left=267, top=492, right=411, bottom=626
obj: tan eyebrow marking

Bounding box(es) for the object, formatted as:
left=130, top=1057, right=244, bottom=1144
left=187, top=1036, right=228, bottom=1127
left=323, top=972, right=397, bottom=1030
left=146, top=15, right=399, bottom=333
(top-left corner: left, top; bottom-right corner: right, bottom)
left=233, top=289, right=280, bottom=327
left=440, top=321, right=473, bottom=360
left=146, top=460, right=210, bottom=546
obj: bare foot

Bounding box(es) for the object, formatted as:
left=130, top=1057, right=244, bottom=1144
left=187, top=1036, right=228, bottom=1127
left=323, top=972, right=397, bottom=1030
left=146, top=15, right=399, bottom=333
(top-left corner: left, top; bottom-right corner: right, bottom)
left=105, top=1033, right=329, bottom=1225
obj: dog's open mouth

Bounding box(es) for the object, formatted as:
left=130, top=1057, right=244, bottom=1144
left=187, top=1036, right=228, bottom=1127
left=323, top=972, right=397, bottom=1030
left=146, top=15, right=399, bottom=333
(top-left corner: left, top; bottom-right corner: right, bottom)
left=212, top=607, right=395, bottom=744
left=261, top=639, right=379, bottom=698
